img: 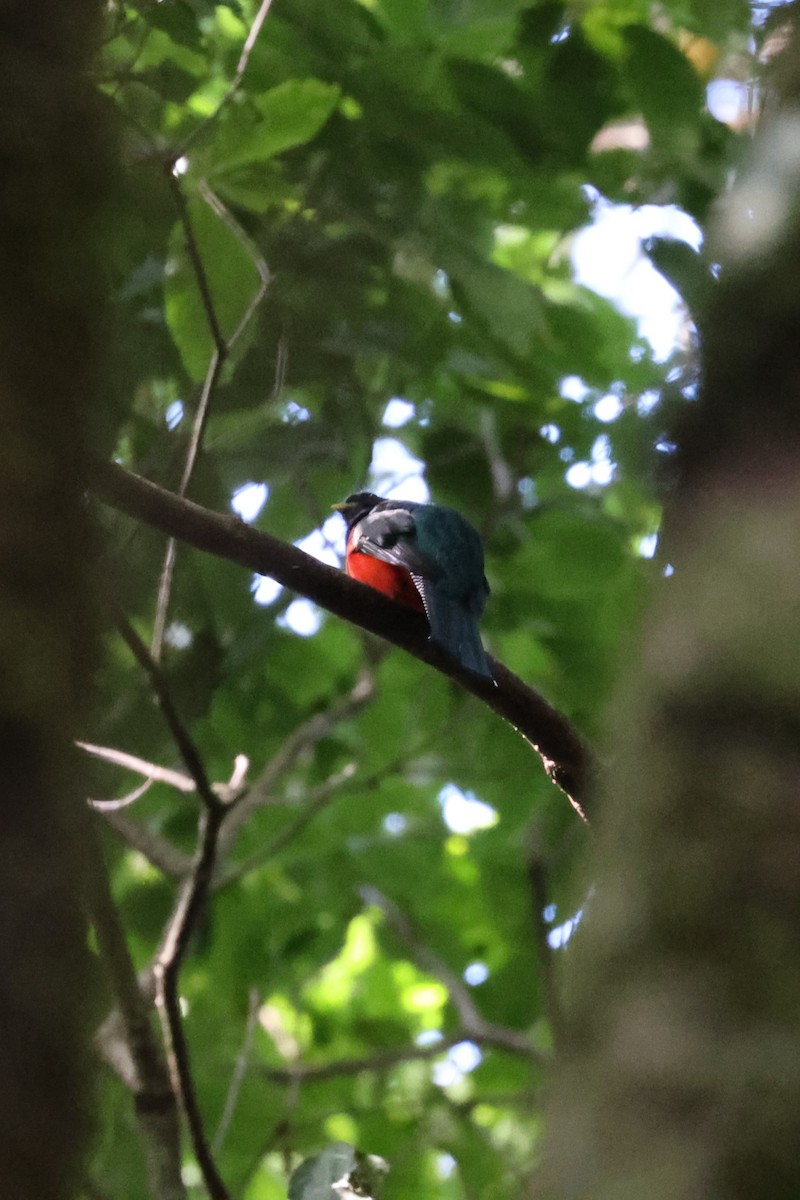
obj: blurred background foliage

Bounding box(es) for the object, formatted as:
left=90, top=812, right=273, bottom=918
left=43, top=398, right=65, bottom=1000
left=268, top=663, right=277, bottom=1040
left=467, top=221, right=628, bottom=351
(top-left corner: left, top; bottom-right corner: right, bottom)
left=90, top=0, right=766, bottom=1195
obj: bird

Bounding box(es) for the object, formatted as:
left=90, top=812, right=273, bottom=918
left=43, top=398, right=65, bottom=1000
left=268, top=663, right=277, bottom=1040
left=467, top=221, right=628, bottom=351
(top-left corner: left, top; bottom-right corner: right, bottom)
left=333, top=491, right=492, bottom=677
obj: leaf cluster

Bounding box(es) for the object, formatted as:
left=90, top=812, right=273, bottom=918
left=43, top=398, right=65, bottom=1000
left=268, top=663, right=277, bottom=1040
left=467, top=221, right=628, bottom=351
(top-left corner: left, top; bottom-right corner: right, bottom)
left=88, top=1, right=753, bottom=1196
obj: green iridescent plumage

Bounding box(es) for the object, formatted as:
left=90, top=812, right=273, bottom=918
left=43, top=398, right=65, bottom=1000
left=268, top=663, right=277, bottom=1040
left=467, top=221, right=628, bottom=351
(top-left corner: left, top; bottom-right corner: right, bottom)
left=336, top=492, right=491, bottom=677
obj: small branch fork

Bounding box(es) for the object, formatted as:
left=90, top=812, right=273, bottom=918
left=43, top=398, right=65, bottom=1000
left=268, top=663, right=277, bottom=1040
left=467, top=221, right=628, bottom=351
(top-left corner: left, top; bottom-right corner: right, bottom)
left=113, top=616, right=232, bottom=1199
left=258, top=888, right=547, bottom=1097
left=152, top=140, right=270, bottom=664
left=90, top=599, right=557, bottom=1200
left=93, top=621, right=382, bottom=1200
left=154, top=805, right=229, bottom=1200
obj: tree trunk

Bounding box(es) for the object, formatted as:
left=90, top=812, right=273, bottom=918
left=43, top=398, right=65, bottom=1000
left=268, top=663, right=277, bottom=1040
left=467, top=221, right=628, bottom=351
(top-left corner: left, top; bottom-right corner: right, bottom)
left=0, top=4, right=105, bottom=1196
left=539, top=11, right=800, bottom=1198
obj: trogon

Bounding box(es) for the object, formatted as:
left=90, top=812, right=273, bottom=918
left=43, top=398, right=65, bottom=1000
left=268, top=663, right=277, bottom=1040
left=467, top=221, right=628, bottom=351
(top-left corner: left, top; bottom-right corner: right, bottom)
left=333, top=491, right=492, bottom=677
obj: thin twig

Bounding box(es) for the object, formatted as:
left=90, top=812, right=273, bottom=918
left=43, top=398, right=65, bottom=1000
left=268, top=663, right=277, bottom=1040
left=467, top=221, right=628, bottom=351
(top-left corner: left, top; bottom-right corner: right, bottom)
left=219, top=665, right=379, bottom=852
left=233, top=0, right=275, bottom=86
left=89, top=777, right=155, bottom=812
left=219, top=741, right=434, bottom=891
left=116, top=609, right=230, bottom=1196
left=152, top=348, right=224, bottom=661
left=167, top=175, right=226, bottom=354
left=261, top=1035, right=468, bottom=1084
left=361, top=887, right=543, bottom=1062
left=115, top=611, right=222, bottom=815
left=179, top=0, right=276, bottom=154
left=212, top=988, right=261, bottom=1155
left=219, top=762, right=357, bottom=889
left=260, top=1025, right=540, bottom=1087
left=79, top=741, right=196, bottom=792
left=154, top=805, right=230, bottom=1200
left=151, top=178, right=269, bottom=661
left=199, top=183, right=270, bottom=351
left=152, top=177, right=227, bottom=663
left=223, top=753, right=250, bottom=797
left=91, top=458, right=593, bottom=816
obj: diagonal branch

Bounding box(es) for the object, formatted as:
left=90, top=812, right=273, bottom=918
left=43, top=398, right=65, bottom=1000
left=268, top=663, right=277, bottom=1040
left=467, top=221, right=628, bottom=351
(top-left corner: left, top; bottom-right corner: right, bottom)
left=167, top=175, right=226, bottom=356
left=212, top=988, right=261, bottom=1156
left=260, top=1035, right=476, bottom=1085
left=260, top=1027, right=541, bottom=1088
left=114, top=611, right=222, bottom=816
left=361, top=887, right=541, bottom=1061
left=154, top=806, right=229, bottom=1200
left=151, top=178, right=269, bottom=661
left=116, top=609, right=230, bottom=1198
left=218, top=663, right=379, bottom=854
left=78, top=741, right=196, bottom=792
left=179, top=0, right=276, bottom=155
left=91, top=460, right=593, bottom=817
left=151, top=347, right=224, bottom=661
left=89, top=777, right=155, bottom=813
left=218, top=762, right=358, bottom=890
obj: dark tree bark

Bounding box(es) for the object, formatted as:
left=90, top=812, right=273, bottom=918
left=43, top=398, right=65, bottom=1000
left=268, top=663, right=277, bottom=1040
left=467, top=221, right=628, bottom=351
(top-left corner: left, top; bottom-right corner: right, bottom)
left=539, top=10, right=800, bottom=1198
left=0, top=4, right=106, bottom=1196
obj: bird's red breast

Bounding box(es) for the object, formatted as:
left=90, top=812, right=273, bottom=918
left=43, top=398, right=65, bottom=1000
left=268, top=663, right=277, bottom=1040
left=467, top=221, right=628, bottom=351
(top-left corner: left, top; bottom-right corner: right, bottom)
left=345, top=530, right=425, bottom=612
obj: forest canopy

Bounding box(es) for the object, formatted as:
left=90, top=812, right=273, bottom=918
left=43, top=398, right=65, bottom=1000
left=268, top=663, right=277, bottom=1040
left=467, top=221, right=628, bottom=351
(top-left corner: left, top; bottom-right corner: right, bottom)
left=6, top=1, right=798, bottom=1198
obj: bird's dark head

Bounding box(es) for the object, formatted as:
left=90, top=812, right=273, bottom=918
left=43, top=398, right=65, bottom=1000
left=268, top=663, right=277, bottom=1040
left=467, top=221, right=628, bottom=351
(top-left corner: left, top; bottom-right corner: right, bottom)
left=332, top=491, right=384, bottom=528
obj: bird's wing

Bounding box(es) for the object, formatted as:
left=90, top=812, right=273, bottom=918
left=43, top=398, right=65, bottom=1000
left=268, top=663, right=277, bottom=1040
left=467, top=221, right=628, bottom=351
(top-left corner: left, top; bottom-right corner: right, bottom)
left=351, top=505, right=443, bottom=581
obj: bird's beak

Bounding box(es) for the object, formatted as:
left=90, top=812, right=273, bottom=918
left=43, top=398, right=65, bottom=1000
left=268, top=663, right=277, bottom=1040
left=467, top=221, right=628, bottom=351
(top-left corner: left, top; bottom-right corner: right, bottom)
left=331, top=501, right=346, bottom=512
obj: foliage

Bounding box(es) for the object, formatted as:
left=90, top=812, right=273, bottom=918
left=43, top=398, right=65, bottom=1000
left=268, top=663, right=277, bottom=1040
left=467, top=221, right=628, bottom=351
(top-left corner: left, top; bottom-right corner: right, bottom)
left=89, top=1, right=758, bottom=1196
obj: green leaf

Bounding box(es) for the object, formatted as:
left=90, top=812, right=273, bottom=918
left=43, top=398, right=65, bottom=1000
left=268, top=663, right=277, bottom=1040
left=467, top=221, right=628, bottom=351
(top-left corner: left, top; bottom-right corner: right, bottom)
left=210, top=78, right=341, bottom=174
left=527, top=509, right=628, bottom=600
left=623, top=26, right=705, bottom=145
left=147, top=0, right=203, bottom=50
left=375, top=0, right=428, bottom=41
left=438, top=242, right=544, bottom=357
left=163, top=197, right=262, bottom=380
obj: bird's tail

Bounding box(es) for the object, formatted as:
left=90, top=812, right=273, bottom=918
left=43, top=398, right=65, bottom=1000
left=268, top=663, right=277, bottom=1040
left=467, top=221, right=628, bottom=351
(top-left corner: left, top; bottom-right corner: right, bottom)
left=413, top=578, right=492, bottom=678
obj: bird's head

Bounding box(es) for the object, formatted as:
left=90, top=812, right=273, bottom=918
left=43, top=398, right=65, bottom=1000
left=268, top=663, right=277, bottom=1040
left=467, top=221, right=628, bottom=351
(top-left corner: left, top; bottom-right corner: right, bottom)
left=331, top=491, right=384, bottom=529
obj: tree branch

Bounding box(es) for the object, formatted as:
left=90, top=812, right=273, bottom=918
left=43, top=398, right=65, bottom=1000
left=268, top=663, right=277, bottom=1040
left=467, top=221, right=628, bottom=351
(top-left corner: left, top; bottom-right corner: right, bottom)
left=117, top=611, right=230, bottom=1198
left=179, top=0, right=276, bottom=155
left=89, top=776, right=155, bottom=812
left=91, top=460, right=593, bottom=818
left=260, top=1027, right=540, bottom=1087
left=79, top=741, right=196, bottom=792
left=167, top=174, right=226, bottom=356
left=218, top=663, right=379, bottom=854
left=212, top=988, right=260, bottom=1155
left=218, top=762, right=358, bottom=890
left=151, top=178, right=269, bottom=661
left=151, top=346, right=224, bottom=662
left=87, top=824, right=186, bottom=1200
left=154, top=806, right=229, bottom=1200
left=361, top=886, right=543, bottom=1063
left=261, top=1035, right=469, bottom=1085
left=115, top=612, right=223, bottom=816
